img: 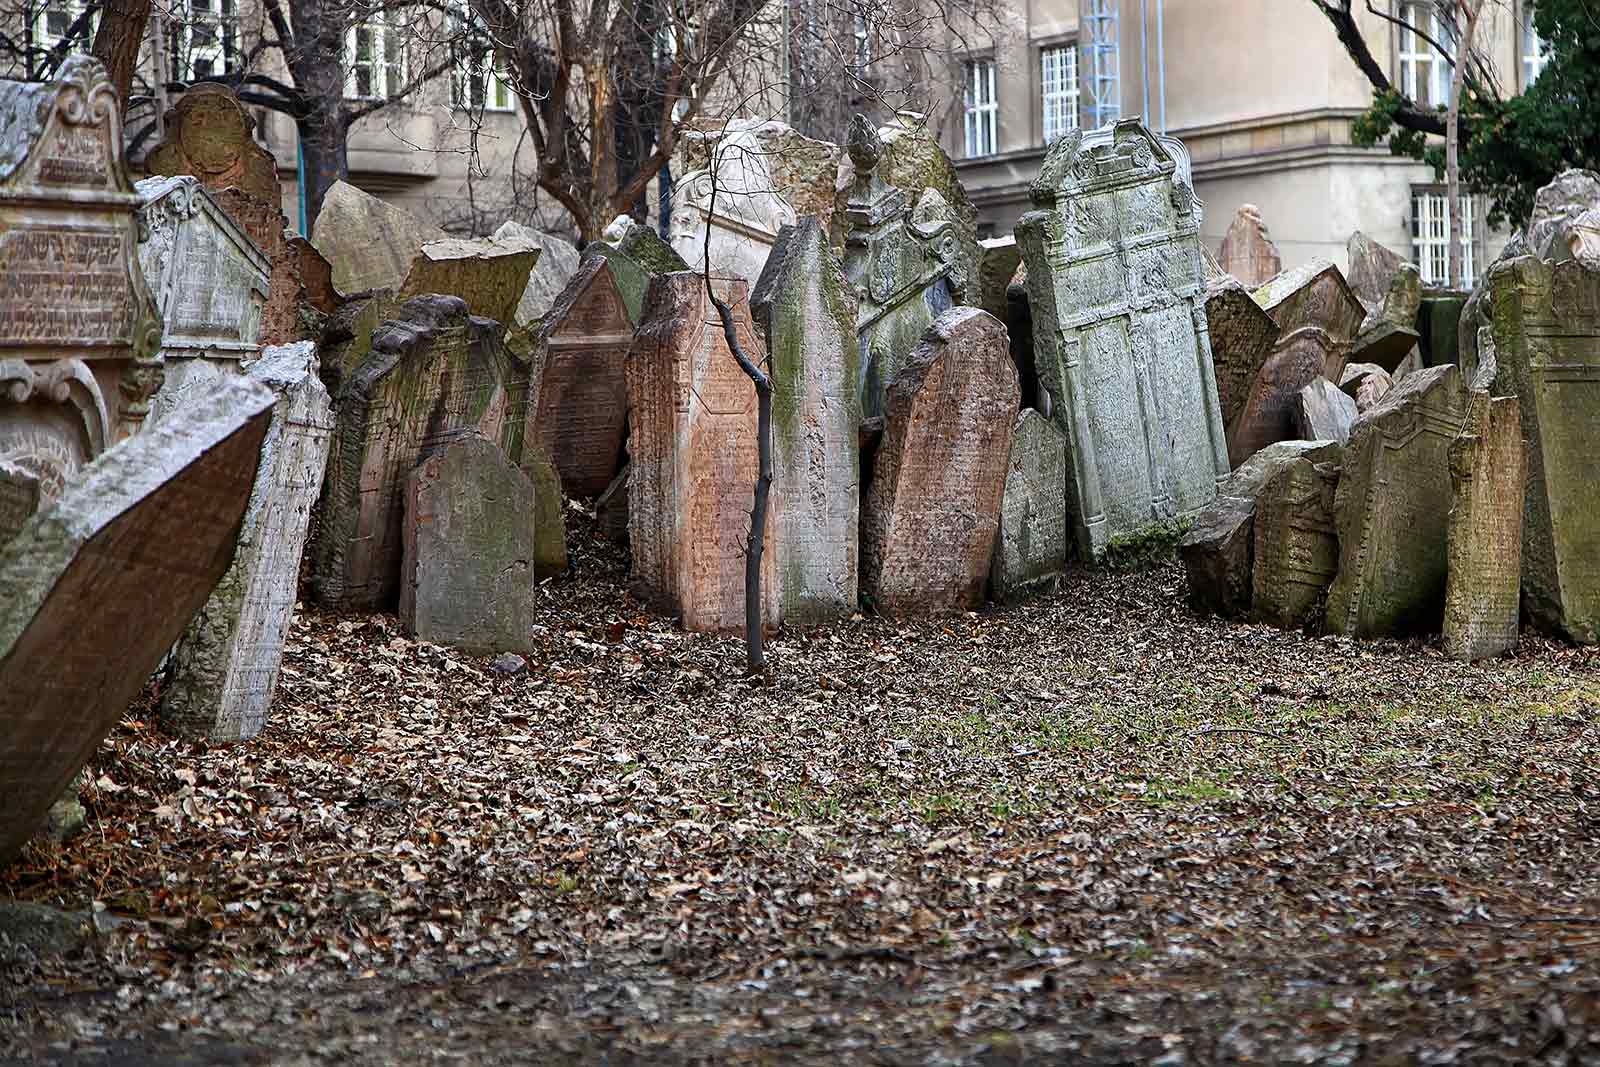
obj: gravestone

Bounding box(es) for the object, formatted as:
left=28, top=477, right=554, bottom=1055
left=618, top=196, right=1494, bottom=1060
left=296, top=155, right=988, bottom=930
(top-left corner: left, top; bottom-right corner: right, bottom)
left=319, top=288, right=398, bottom=398
left=841, top=115, right=964, bottom=419
left=626, top=273, right=778, bottom=633
left=526, top=253, right=633, bottom=497
left=0, top=460, right=40, bottom=549
left=0, top=375, right=273, bottom=864
left=493, top=220, right=581, bottom=327
left=136, top=175, right=271, bottom=423
left=1227, top=326, right=1333, bottom=465
left=1326, top=364, right=1468, bottom=637
left=311, top=179, right=445, bottom=296
left=521, top=442, right=568, bottom=579
left=311, top=295, right=520, bottom=612
left=1294, top=377, right=1357, bottom=445
left=1345, top=231, right=1405, bottom=314
left=1444, top=393, right=1525, bottom=660
left=1217, top=204, right=1281, bottom=286
left=1206, top=275, right=1282, bottom=430
left=861, top=307, right=1018, bottom=614
left=978, top=236, right=1023, bottom=321
left=401, top=434, right=541, bottom=655
left=397, top=234, right=542, bottom=327
left=1016, top=121, right=1230, bottom=559
left=1340, top=362, right=1393, bottom=412
left=989, top=409, right=1068, bottom=601
left=158, top=342, right=334, bottom=742
left=1251, top=444, right=1343, bottom=629
left=0, top=56, right=165, bottom=502
left=1253, top=258, right=1365, bottom=379
left=1483, top=253, right=1600, bottom=643
left=1180, top=440, right=1335, bottom=619
left=751, top=216, right=861, bottom=622
left=592, top=213, right=691, bottom=325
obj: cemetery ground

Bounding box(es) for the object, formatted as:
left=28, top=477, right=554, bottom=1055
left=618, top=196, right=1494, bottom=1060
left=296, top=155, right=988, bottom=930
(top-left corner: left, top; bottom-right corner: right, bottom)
left=3, top=517, right=1598, bottom=1065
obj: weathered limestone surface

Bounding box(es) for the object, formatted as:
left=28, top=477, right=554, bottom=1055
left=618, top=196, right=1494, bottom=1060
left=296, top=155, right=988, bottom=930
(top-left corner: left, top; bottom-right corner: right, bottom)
left=978, top=236, right=1023, bottom=320
left=144, top=83, right=278, bottom=205
left=1295, top=377, right=1357, bottom=445
left=0, top=376, right=273, bottom=864
left=1350, top=262, right=1422, bottom=371
left=311, top=295, right=520, bottom=612
left=861, top=307, right=1018, bottom=614
left=1340, top=362, right=1393, bottom=412
left=1525, top=170, right=1600, bottom=262
left=626, top=273, right=777, bottom=633
left=1345, top=231, right=1406, bottom=314
left=1326, top=364, right=1468, bottom=637
left=158, top=343, right=333, bottom=742
left=0, top=56, right=165, bottom=498
left=1227, top=326, right=1332, bottom=466
left=526, top=253, right=632, bottom=497
left=1251, top=445, right=1343, bottom=628
left=1444, top=393, right=1525, bottom=660
left=1179, top=440, right=1335, bottom=619
left=493, top=220, right=581, bottom=327
left=311, top=180, right=445, bottom=296
left=397, top=234, right=541, bottom=327
left=213, top=187, right=337, bottom=346
left=1484, top=253, right=1600, bottom=643
left=1206, top=275, right=1282, bottom=429
left=679, top=119, right=845, bottom=234
left=1016, top=122, right=1229, bottom=559
left=592, top=214, right=692, bottom=326
left=522, top=442, right=568, bottom=579
left=319, top=289, right=398, bottom=398
left=1253, top=258, right=1364, bottom=380
left=751, top=217, right=860, bottom=622
left=990, top=409, right=1068, bottom=601
left=401, top=434, right=540, bottom=655
left=1217, top=204, right=1282, bottom=286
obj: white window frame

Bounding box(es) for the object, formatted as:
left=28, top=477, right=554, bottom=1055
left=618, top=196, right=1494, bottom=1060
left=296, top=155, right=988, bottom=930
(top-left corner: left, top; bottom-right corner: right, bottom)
left=1397, top=1, right=1453, bottom=108
left=1412, top=187, right=1477, bottom=287
left=963, top=58, right=998, bottom=159
left=33, top=1, right=96, bottom=55
left=1040, top=43, right=1079, bottom=144
left=1521, top=5, right=1547, bottom=88
left=182, top=0, right=239, bottom=80
left=455, top=48, right=514, bottom=111
left=345, top=15, right=406, bottom=101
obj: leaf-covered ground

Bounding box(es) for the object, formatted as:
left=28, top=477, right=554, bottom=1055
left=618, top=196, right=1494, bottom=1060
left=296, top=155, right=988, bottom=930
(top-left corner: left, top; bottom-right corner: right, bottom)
left=3, top=521, right=1599, bottom=1065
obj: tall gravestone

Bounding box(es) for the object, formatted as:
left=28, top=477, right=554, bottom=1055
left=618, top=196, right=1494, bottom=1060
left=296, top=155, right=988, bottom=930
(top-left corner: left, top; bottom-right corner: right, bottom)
left=990, top=408, right=1068, bottom=601
left=1206, top=275, right=1282, bottom=431
left=1444, top=393, right=1525, bottom=660
left=841, top=116, right=964, bottom=420
left=1326, top=364, right=1468, bottom=637
left=311, top=295, right=520, bottom=612
left=751, top=217, right=861, bottom=622
left=158, top=342, right=334, bottom=742
left=1016, top=121, right=1229, bottom=559
left=1217, top=204, right=1281, bottom=286
left=626, top=273, right=778, bottom=633
left=0, top=57, right=164, bottom=510
left=0, top=376, right=273, bottom=864
left=1252, top=444, right=1343, bottom=628
left=861, top=308, right=1019, bottom=614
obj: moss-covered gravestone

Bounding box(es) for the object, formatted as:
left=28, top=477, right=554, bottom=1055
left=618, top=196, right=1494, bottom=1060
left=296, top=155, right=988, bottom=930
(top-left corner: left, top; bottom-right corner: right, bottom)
left=397, top=234, right=542, bottom=327
left=592, top=214, right=691, bottom=326
left=1444, top=392, right=1525, bottom=660
left=1251, top=444, right=1343, bottom=629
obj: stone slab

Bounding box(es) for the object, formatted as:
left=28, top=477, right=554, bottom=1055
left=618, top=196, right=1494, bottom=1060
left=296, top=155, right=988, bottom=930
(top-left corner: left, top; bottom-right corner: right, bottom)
left=159, top=342, right=334, bottom=742
left=1217, top=204, right=1281, bottom=287
left=593, top=214, right=691, bottom=326
left=143, top=83, right=278, bottom=206
left=311, top=180, right=445, bottom=296
left=492, top=220, right=581, bottom=328
left=1251, top=446, right=1343, bottom=628
left=978, top=236, right=1022, bottom=321
left=211, top=187, right=339, bottom=347
left=1345, top=231, right=1406, bottom=313
left=1294, top=377, right=1357, bottom=445
left=0, top=375, right=273, bottom=863
left=990, top=408, right=1068, bottom=601
left=595, top=464, right=629, bottom=545
left=1228, top=326, right=1332, bottom=466
left=1444, top=393, right=1525, bottom=660
left=1253, top=258, right=1365, bottom=354
left=1340, top=362, right=1393, bottom=412
left=397, top=234, right=541, bottom=327
left=1206, top=276, right=1282, bottom=430
left=1350, top=321, right=1422, bottom=373
left=861, top=307, right=1019, bottom=614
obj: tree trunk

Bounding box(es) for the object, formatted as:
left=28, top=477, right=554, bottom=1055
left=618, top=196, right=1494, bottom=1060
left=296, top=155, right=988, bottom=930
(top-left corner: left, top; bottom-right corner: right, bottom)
left=299, top=113, right=349, bottom=230
left=91, top=0, right=153, bottom=109
left=1446, top=0, right=1483, bottom=289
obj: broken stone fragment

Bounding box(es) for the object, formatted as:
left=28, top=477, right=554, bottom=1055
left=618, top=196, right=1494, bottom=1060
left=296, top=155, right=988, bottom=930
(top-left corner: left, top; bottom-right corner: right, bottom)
left=1295, top=377, right=1357, bottom=446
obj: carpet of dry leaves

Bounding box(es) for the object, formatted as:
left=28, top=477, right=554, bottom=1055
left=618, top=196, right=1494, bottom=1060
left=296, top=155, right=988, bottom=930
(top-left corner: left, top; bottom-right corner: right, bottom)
left=3, top=511, right=1599, bottom=1065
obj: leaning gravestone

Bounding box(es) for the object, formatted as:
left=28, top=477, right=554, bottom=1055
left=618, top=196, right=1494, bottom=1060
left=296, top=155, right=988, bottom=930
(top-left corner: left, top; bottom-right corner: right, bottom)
left=136, top=175, right=271, bottom=423
left=1217, top=204, right=1282, bottom=286
left=627, top=273, right=778, bottom=633
left=1227, top=325, right=1334, bottom=465
left=591, top=214, right=691, bottom=326
left=1251, top=443, right=1343, bottom=628
left=1253, top=258, right=1365, bottom=380
left=1206, top=275, right=1282, bottom=430
left=0, top=56, right=165, bottom=501
left=311, top=295, right=520, bottom=612
left=1444, top=393, right=1525, bottom=660
left=401, top=434, right=543, bottom=655
left=493, top=220, right=581, bottom=328
left=1345, top=231, right=1406, bottom=315
left=311, top=179, right=446, bottom=296
left=978, top=236, right=1023, bottom=321
left=751, top=216, right=861, bottom=622
left=1340, top=362, right=1393, bottom=412
left=0, top=376, right=273, bottom=864
left=1326, top=364, right=1468, bottom=637
left=397, top=233, right=541, bottom=328
left=990, top=408, right=1068, bottom=601
left=1350, top=264, right=1423, bottom=372
left=861, top=308, right=1019, bottom=615
left=1016, top=121, right=1230, bottom=559
left=1294, top=377, right=1357, bottom=445
left=525, top=253, right=633, bottom=497
left=158, top=342, right=334, bottom=742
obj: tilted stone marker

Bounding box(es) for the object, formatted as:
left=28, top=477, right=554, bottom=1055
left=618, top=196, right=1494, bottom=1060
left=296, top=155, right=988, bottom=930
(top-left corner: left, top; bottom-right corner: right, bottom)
left=493, top=219, right=581, bottom=328
left=627, top=272, right=778, bottom=633
left=1444, top=393, right=1525, bottom=660
left=751, top=216, right=861, bottom=622
left=1340, top=361, right=1393, bottom=412
left=0, top=57, right=165, bottom=500
left=592, top=213, right=692, bottom=326
left=158, top=342, right=334, bottom=742
left=1252, top=443, right=1343, bottom=628
left=990, top=408, right=1068, bottom=601
left=1217, top=204, right=1282, bottom=286
left=311, top=180, right=445, bottom=296
left=0, top=376, right=274, bottom=864
left=311, top=295, right=520, bottom=612
left=1326, top=364, right=1468, bottom=637
left=861, top=307, right=1019, bottom=614
left=1016, top=121, right=1230, bottom=559
left=1206, top=275, right=1282, bottom=430
left=1227, top=325, right=1334, bottom=465
left=978, top=236, right=1022, bottom=321
left=1180, top=440, right=1336, bottom=620
left=401, top=434, right=545, bottom=655
left=525, top=253, right=633, bottom=497
left=319, top=288, right=398, bottom=399
left=397, top=234, right=542, bottom=328
left=1345, top=231, right=1406, bottom=314
left=1350, top=262, right=1423, bottom=372
left=1295, top=377, right=1357, bottom=445
left=1253, top=258, right=1365, bottom=379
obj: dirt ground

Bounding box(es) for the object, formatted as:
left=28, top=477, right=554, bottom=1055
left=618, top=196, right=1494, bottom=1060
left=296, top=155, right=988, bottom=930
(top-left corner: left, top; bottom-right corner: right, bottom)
left=3, top=525, right=1598, bottom=1065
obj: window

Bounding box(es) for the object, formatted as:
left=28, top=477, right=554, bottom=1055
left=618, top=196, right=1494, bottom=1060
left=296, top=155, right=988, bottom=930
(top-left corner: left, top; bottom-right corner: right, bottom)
left=346, top=15, right=405, bottom=100
left=183, top=0, right=239, bottom=79
left=1521, top=5, right=1547, bottom=87
left=455, top=49, right=514, bottom=111
left=853, top=13, right=871, bottom=69
left=1412, top=187, right=1477, bottom=286
left=963, top=59, right=997, bottom=158
left=1041, top=44, right=1078, bottom=143
left=33, top=1, right=95, bottom=54
left=1397, top=1, right=1452, bottom=108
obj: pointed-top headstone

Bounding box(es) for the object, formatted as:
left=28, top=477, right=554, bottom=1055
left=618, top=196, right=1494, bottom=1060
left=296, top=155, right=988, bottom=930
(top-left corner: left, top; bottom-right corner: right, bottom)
left=1217, top=204, right=1282, bottom=287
